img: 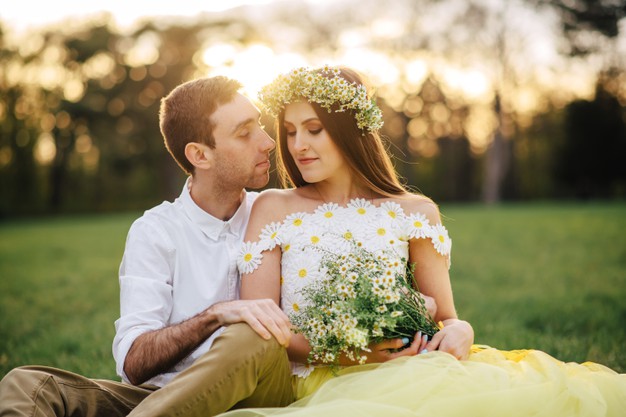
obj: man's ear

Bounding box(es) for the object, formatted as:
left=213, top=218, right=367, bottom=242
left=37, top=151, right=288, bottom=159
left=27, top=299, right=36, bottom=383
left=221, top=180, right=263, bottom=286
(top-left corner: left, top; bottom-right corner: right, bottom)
left=184, top=142, right=213, bottom=170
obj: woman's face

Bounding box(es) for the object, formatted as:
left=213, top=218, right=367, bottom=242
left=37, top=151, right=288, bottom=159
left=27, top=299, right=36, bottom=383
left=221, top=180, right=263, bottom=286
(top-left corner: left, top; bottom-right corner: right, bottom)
left=283, top=101, right=349, bottom=184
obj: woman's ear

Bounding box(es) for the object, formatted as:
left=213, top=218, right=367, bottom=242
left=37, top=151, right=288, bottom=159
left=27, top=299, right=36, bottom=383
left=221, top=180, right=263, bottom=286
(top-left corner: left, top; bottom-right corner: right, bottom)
left=184, top=142, right=213, bottom=170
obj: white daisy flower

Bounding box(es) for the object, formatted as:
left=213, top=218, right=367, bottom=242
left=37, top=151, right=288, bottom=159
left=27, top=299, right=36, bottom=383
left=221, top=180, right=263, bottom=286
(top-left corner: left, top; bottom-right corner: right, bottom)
left=301, top=224, right=327, bottom=247
left=372, top=285, right=385, bottom=296
left=347, top=272, right=358, bottom=283
left=383, top=290, right=401, bottom=304
left=406, top=212, right=431, bottom=239
left=430, top=223, right=452, bottom=256
left=284, top=254, right=321, bottom=288
left=312, top=203, right=343, bottom=228
left=380, top=201, right=405, bottom=221
left=283, top=291, right=306, bottom=316
left=279, top=222, right=306, bottom=253
left=258, top=222, right=283, bottom=250
left=317, top=229, right=353, bottom=254
left=284, top=212, right=309, bottom=229
left=347, top=198, right=376, bottom=219
left=237, top=241, right=263, bottom=275
left=364, top=218, right=396, bottom=249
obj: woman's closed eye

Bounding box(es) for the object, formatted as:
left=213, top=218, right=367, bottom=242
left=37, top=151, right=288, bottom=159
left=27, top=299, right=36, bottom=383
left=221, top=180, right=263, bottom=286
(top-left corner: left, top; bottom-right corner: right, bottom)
left=285, top=127, right=323, bottom=137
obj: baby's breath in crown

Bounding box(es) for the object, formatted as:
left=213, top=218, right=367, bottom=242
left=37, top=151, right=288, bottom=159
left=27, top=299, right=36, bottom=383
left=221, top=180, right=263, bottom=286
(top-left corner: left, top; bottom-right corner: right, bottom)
left=258, top=66, right=384, bottom=133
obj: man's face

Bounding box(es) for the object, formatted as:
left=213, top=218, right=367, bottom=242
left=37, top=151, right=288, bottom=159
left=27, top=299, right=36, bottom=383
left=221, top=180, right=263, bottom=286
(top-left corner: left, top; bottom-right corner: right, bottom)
left=209, top=93, right=275, bottom=190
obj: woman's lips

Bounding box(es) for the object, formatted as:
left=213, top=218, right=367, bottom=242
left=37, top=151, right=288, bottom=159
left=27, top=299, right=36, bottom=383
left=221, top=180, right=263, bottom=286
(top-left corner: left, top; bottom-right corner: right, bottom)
left=297, top=158, right=317, bottom=165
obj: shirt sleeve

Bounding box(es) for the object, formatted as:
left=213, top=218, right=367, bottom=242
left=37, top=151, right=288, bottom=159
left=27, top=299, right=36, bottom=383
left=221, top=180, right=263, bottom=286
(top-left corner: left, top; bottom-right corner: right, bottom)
left=112, top=216, right=175, bottom=383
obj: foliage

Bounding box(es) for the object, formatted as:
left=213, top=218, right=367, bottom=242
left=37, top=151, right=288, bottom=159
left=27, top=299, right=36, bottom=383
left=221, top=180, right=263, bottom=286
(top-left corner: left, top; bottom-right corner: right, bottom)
left=541, top=0, right=626, bottom=55
left=0, top=1, right=625, bottom=217
left=555, top=79, right=626, bottom=199
left=291, top=244, right=439, bottom=369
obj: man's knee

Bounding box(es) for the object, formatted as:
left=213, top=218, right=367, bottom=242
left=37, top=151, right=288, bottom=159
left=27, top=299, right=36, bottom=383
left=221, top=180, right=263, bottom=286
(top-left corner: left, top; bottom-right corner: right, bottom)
left=210, top=323, right=287, bottom=371
left=1, top=366, right=49, bottom=391
left=222, top=323, right=282, bottom=353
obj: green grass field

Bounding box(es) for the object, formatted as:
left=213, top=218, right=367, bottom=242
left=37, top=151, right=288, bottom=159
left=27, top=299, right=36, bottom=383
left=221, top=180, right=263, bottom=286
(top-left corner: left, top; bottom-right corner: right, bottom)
left=1, top=202, right=625, bottom=381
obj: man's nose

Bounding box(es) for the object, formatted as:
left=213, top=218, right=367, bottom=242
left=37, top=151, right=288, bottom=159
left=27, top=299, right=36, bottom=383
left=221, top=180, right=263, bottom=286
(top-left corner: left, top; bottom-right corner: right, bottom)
left=259, top=130, right=275, bottom=152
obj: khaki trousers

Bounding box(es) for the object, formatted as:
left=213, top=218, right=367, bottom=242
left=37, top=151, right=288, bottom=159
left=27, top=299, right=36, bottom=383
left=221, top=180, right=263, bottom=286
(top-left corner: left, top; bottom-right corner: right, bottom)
left=0, top=323, right=294, bottom=417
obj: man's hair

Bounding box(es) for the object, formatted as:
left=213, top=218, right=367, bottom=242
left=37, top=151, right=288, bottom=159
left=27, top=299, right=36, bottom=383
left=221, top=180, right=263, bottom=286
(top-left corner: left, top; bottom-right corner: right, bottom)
left=159, top=76, right=242, bottom=175
left=275, top=67, right=407, bottom=197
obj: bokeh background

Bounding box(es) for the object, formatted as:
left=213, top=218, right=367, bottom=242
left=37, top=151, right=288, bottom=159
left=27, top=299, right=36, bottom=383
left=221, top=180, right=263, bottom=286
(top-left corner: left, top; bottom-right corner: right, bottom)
left=1, top=0, right=625, bottom=379
left=1, top=0, right=625, bottom=217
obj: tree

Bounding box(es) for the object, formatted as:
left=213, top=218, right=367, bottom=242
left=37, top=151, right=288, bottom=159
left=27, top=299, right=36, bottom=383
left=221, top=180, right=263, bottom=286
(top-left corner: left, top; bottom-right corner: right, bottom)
left=556, top=77, right=626, bottom=198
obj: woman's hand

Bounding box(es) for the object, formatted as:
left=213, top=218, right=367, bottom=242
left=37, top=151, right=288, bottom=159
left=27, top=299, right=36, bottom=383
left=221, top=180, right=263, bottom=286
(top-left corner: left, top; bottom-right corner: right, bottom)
left=357, top=331, right=431, bottom=364
left=422, top=319, right=474, bottom=360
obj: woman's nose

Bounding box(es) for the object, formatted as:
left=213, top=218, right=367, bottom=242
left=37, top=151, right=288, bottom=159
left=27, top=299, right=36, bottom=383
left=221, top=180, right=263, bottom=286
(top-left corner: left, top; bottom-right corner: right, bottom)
left=293, top=132, right=309, bottom=151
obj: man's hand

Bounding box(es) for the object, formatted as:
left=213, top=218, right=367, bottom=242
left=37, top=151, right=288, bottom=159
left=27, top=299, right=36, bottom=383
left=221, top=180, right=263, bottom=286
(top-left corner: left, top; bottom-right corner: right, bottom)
left=210, top=299, right=292, bottom=347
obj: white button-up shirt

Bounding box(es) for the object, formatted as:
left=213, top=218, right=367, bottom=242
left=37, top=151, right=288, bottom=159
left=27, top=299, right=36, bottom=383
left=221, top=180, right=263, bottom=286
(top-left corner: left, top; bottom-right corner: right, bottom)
left=112, top=179, right=258, bottom=387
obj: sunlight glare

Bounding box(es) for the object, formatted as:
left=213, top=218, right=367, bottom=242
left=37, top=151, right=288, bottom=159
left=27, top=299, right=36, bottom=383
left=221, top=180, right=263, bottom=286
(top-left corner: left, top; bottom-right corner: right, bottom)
left=440, top=66, right=490, bottom=102
left=206, top=44, right=307, bottom=98
left=83, top=52, right=117, bottom=79
left=404, top=59, right=429, bottom=89
left=339, top=29, right=369, bottom=48
left=0, top=147, right=12, bottom=168
left=371, top=18, right=405, bottom=39
left=512, top=88, right=542, bottom=114
left=36, top=65, right=65, bottom=90
left=63, top=79, right=85, bottom=102
left=464, top=105, right=498, bottom=154
left=125, top=32, right=160, bottom=67
left=34, top=133, right=57, bottom=165
left=202, top=43, right=238, bottom=67
left=339, top=49, right=400, bottom=86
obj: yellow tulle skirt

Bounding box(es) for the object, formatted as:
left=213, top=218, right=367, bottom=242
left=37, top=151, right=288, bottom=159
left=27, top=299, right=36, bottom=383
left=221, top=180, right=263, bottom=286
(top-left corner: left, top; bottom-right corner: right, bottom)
left=222, top=346, right=626, bottom=417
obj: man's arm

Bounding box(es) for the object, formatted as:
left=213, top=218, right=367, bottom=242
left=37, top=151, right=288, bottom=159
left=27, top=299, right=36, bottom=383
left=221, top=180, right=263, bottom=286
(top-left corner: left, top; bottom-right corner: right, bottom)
left=124, top=298, right=291, bottom=385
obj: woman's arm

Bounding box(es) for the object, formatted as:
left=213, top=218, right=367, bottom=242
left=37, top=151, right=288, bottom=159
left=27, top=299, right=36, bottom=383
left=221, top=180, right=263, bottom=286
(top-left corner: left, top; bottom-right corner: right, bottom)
left=240, top=190, right=300, bottom=355
left=240, top=190, right=290, bottom=303
left=407, top=199, right=474, bottom=359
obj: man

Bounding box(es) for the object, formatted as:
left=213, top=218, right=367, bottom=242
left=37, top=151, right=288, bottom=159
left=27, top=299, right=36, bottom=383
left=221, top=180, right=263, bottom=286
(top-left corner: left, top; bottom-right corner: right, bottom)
left=0, top=76, right=295, bottom=416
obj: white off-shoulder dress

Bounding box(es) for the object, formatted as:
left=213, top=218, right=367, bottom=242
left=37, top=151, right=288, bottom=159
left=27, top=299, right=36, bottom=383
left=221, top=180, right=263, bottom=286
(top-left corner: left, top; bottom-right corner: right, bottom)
left=227, top=199, right=626, bottom=417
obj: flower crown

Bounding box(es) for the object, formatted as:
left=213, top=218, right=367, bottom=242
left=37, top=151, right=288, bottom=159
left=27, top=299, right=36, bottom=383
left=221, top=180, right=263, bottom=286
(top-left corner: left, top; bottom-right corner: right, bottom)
left=258, top=66, right=384, bottom=133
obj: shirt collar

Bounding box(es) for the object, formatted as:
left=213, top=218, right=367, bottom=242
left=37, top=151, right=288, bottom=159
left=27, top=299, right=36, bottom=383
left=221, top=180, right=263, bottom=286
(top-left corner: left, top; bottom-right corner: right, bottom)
left=179, top=177, right=249, bottom=241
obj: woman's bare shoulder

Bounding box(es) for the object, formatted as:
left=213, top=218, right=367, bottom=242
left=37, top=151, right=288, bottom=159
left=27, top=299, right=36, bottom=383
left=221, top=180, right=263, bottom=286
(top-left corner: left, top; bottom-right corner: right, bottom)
left=393, top=193, right=442, bottom=224
left=250, top=187, right=320, bottom=224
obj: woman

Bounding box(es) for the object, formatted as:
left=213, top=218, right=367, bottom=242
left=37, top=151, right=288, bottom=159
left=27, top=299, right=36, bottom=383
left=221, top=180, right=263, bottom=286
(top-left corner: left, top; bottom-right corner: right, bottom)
left=228, top=66, right=625, bottom=416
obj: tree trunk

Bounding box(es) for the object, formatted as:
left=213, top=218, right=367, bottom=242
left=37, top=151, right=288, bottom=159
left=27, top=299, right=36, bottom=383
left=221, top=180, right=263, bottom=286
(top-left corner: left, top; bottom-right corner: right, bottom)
left=481, top=93, right=510, bottom=204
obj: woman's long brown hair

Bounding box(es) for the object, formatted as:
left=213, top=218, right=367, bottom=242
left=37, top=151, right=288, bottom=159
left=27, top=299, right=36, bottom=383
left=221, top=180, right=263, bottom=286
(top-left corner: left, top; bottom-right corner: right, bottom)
left=275, top=67, right=407, bottom=198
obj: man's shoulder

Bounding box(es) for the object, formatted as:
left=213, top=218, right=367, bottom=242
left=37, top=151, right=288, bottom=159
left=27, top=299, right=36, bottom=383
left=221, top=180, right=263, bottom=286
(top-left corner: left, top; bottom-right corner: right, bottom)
left=138, top=200, right=177, bottom=222
left=128, top=200, right=181, bottom=237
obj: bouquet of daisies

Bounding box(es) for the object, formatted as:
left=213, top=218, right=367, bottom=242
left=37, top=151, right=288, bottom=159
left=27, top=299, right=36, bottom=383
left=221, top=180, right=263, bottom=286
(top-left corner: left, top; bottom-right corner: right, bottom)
left=290, top=243, right=440, bottom=369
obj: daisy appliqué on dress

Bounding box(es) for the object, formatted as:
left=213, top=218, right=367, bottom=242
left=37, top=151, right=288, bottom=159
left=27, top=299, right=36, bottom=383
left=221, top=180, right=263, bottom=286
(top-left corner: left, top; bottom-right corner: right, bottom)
left=237, top=199, right=452, bottom=377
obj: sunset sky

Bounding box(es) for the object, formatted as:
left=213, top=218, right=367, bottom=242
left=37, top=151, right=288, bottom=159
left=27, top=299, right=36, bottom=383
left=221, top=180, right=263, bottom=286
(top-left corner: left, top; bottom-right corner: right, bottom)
left=0, top=0, right=284, bottom=32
